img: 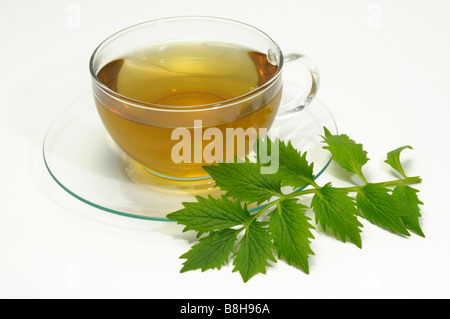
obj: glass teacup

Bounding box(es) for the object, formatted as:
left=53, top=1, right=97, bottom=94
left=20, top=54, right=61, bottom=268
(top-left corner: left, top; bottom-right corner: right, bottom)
left=89, top=16, right=319, bottom=182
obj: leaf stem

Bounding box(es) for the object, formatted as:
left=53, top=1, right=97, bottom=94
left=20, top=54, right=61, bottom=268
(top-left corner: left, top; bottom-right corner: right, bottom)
left=245, top=175, right=421, bottom=225
left=246, top=198, right=281, bottom=226
left=358, top=172, right=369, bottom=185
left=284, top=176, right=421, bottom=199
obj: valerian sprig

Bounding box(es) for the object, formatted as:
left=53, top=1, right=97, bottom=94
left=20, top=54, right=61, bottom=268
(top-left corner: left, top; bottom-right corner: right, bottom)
left=167, top=127, right=423, bottom=282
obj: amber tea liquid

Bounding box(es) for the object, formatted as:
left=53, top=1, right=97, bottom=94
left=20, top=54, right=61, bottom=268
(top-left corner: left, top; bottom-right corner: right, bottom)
left=94, top=41, right=281, bottom=179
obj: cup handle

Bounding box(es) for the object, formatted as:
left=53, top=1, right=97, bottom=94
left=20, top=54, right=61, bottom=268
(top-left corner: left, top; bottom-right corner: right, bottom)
left=277, top=51, right=320, bottom=115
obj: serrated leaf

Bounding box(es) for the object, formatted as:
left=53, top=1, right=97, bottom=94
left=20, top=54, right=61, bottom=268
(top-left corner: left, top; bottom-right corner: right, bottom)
left=169, top=127, right=424, bottom=282
left=167, top=195, right=250, bottom=234
left=255, top=137, right=315, bottom=188
left=253, top=137, right=280, bottom=176
left=276, top=140, right=315, bottom=189
left=233, top=221, right=276, bottom=282
left=392, top=184, right=424, bottom=237
left=322, top=127, right=369, bottom=182
left=356, top=183, right=410, bottom=236
left=203, top=161, right=283, bottom=204
left=385, top=145, right=413, bottom=178
left=311, top=183, right=363, bottom=248
left=180, top=229, right=238, bottom=273
left=269, top=199, right=315, bottom=273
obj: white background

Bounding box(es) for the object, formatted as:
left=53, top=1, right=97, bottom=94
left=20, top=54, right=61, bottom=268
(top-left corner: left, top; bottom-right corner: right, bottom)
left=1, top=0, right=449, bottom=298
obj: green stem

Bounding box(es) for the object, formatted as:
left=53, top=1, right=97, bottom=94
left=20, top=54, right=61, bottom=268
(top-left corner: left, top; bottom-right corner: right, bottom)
left=358, top=173, right=369, bottom=185
left=309, top=179, right=321, bottom=189
left=284, top=176, right=421, bottom=199
left=244, top=176, right=421, bottom=226
left=246, top=198, right=281, bottom=226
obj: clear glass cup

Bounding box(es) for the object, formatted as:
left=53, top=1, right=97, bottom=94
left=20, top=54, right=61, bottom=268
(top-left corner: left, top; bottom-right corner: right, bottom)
left=89, top=16, right=319, bottom=182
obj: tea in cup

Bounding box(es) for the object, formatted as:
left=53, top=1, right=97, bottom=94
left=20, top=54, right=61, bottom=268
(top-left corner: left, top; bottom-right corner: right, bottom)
left=90, top=16, right=319, bottom=182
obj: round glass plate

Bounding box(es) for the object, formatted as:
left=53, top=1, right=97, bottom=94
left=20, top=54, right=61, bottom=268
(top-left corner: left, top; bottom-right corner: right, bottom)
left=43, top=86, right=337, bottom=221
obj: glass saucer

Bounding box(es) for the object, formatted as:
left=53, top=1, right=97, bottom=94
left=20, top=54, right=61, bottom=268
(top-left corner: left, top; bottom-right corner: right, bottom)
left=43, top=88, right=337, bottom=221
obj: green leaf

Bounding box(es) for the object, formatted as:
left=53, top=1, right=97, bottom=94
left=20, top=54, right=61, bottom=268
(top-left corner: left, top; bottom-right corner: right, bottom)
left=233, top=221, right=277, bottom=282
left=277, top=140, right=315, bottom=189
left=269, top=199, right=315, bottom=273
left=255, top=137, right=315, bottom=188
left=385, top=145, right=413, bottom=178
left=392, top=184, right=424, bottom=237
left=168, top=128, right=424, bottom=282
left=311, top=183, right=363, bottom=248
left=356, top=183, right=410, bottom=236
left=180, top=229, right=238, bottom=273
left=253, top=137, right=280, bottom=175
left=322, top=127, right=369, bottom=182
left=203, top=160, right=283, bottom=204
left=167, top=195, right=250, bottom=235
